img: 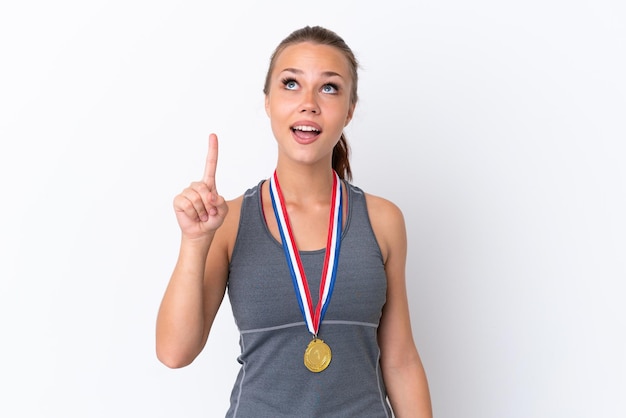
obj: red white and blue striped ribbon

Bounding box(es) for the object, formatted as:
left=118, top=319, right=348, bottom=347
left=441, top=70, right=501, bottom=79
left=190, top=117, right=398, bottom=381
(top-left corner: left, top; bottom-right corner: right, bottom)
left=269, top=170, right=343, bottom=336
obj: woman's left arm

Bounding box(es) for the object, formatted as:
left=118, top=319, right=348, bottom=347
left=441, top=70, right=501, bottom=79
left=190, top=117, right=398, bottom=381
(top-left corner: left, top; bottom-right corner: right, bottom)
left=368, top=195, right=432, bottom=418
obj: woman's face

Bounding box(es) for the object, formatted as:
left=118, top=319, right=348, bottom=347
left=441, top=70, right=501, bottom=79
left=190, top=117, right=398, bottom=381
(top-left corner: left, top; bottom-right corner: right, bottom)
left=265, top=42, right=355, bottom=168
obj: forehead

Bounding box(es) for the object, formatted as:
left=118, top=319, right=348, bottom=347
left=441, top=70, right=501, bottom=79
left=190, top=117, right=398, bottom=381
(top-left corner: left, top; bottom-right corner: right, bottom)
left=273, top=42, right=352, bottom=78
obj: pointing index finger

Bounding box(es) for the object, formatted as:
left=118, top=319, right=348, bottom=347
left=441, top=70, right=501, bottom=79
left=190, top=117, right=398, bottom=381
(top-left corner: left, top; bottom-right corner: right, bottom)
left=203, top=133, right=218, bottom=187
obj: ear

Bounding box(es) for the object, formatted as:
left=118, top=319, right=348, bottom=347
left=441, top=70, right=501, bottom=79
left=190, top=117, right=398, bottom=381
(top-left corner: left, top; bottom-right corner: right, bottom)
left=344, top=103, right=355, bottom=126
left=264, top=95, right=271, bottom=118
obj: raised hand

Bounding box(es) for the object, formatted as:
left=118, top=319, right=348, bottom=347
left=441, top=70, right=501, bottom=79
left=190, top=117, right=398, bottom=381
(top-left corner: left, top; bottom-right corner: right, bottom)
left=173, top=134, right=229, bottom=240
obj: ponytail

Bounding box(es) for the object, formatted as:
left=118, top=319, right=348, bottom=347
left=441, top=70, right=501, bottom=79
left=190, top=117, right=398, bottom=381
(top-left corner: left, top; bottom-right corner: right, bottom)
left=332, top=133, right=352, bottom=181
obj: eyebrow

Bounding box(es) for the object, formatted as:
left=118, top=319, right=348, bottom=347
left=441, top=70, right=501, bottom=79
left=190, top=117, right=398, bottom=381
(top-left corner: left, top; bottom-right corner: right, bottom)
left=280, top=68, right=345, bottom=79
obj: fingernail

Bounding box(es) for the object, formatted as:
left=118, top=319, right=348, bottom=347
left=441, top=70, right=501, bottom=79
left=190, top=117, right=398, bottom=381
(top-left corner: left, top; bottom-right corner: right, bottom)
left=201, top=214, right=208, bottom=222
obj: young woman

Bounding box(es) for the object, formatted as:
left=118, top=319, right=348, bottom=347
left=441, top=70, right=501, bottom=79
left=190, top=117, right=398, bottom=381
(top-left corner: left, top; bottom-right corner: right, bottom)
left=156, top=26, right=432, bottom=417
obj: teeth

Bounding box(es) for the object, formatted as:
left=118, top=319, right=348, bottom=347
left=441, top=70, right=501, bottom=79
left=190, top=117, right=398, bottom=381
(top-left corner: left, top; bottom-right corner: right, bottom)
left=293, top=125, right=320, bottom=132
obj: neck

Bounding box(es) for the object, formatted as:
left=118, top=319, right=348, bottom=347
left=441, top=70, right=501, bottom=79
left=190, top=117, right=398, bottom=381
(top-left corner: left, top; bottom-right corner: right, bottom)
left=274, top=161, right=336, bottom=204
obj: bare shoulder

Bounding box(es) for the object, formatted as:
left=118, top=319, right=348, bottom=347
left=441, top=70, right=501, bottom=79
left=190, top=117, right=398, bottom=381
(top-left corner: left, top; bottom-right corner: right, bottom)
left=363, top=192, right=407, bottom=263
left=364, top=192, right=405, bottom=222
left=213, top=194, right=244, bottom=259
left=225, top=195, right=244, bottom=221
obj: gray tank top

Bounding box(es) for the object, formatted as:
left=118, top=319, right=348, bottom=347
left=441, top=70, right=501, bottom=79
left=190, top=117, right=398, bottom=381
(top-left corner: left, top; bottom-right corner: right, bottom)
left=226, top=180, right=392, bottom=417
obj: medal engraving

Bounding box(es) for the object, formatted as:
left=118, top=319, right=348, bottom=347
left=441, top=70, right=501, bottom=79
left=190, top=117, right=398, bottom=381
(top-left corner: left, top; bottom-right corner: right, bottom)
left=304, top=338, right=332, bottom=373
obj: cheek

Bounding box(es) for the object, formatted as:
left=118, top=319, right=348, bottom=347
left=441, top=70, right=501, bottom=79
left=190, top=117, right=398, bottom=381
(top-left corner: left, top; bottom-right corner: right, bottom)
left=265, top=89, right=290, bottom=116
left=268, top=102, right=291, bottom=134
left=328, top=102, right=352, bottom=125
left=272, top=99, right=298, bottom=122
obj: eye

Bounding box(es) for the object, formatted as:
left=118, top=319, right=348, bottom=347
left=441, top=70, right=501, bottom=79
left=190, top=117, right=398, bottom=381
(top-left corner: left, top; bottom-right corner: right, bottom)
left=321, top=83, right=338, bottom=94
left=282, top=78, right=298, bottom=90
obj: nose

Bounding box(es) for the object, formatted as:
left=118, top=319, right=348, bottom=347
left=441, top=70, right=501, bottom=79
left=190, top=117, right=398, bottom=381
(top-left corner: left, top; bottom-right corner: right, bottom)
left=299, top=89, right=320, bottom=114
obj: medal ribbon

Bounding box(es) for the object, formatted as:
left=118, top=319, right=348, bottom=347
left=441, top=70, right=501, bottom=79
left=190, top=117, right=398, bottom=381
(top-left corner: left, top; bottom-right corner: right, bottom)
left=269, top=170, right=343, bottom=336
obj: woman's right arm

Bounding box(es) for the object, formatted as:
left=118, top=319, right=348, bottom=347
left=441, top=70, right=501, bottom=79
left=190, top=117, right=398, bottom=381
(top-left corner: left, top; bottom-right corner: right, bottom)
left=155, top=134, right=230, bottom=368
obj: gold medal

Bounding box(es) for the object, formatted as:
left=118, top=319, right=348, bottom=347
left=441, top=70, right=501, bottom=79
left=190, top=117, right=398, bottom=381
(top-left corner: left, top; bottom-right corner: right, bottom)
left=304, top=338, right=332, bottom=373
left=271, top=172, right=342, bottom=374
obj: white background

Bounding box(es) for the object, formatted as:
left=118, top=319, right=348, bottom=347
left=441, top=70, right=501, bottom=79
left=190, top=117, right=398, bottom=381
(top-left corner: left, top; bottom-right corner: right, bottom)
left=1, top=1, right=625, bottom=417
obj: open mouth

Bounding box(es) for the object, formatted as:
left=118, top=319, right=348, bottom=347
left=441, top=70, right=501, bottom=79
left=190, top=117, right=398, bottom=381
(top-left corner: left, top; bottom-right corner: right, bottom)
left=291, top=125, right=321, bottom=140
